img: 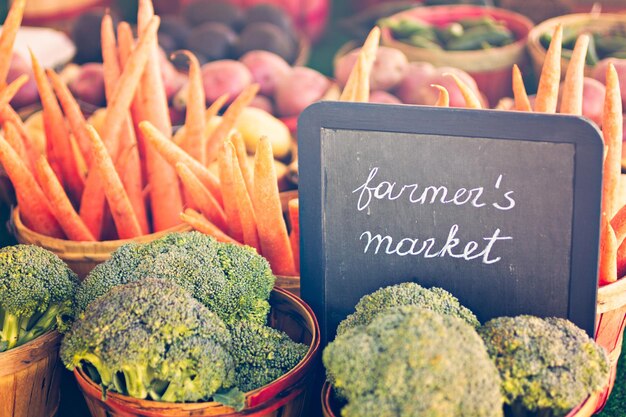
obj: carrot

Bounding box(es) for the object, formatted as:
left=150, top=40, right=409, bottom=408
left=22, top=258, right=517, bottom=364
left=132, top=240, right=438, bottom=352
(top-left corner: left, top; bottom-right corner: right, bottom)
left=85, top=124, right=142, bottom=239
left=47, top=69, right=93, bottom=167
left=445, top=72, right=482, bottom=109
left=602, top=63, right=623, bottom=220
left=617, top=238, right=626, bottom=279
left=600, top=217, right=618, bottom=285
left=218, top=142, right=244, bottom=242
left=0, top=135, right=63, bottom=238
left=560, top=34, right=590, bottom=115
left=288, top=198, right=300, bottom=273
left=0, top=76, right=33, bottom=172
left=0, top=106, right=39, bottom=165
left=205, top=93, right=229, bottom=126
left=69, top=130, right=88, bottom=179
left=180, top=209, right=239, bottom=244
left=101, top=13, right=150, bottom=235
left=101, top=13, right=121, bottom=96
left=176, top=162, right=227, bottom=231
left=512, top=64, right=532, bottom=112
left=431, top=84, right=449, bottom=107
left=231, top=131, right=253, bottom=193
left=139, top=121, right=223, bottom=205
left=535, top=24, right=563, bottom=113
left=117, top=21, right=149, bottom=184
left=4, top=120, right=31, bottom=173
left=205, top=84, right=260, bottom=163
left=137, top=0, right=183, bottom=232
left=340, top=26, right=380, bottom=102
left=178, top=51, right=206, bottom=165
left=80, top=16, right=159, bottom=237
left=0, top=0, right=25, bottom=87
left=0, top=74, right=28, bottom=108
left=194, top=93, right=230, bottom=150
left=35, top=157, right=95, bottom=241
left=252, top=136, right=295, bottom=275
left=231, top=142, right=260, bottom=251
left=100, top=15, right=160, bottom=158
left=611, top=203, right=626, bottom=247
left=31, top=52, right=85, bottom=205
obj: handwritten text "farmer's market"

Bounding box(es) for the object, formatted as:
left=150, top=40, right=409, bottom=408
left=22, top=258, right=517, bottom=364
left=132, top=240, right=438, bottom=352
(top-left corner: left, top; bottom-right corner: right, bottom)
left=353, top=167, right=514, bottom=265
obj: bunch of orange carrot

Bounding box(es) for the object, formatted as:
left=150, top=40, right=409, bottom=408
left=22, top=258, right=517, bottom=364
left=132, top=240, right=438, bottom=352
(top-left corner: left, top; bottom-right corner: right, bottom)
left=0, top=0, right=299, bottom=276
left=509, top=24, right=625, bottom=286
left=344, top=25, right=626, bottom=285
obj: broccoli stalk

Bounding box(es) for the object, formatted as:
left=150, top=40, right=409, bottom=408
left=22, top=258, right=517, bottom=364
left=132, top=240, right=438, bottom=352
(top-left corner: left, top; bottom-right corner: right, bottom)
left=121, top=364, right=154, bottom=400
left=0, top=310, right=21, bottom=350
left=18, top=300, right=74, bottom=345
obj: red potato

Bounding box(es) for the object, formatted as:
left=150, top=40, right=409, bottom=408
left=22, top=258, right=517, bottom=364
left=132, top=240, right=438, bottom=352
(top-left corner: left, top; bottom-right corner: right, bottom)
left=582, top=78, right=606, bottom=127
left=202, top=59, right=253, bottom=105
left=275, top=66, right=329, bottom=117
left=593, top=58, right=626, bottom=108
left=413, top=67, right=484, bottom=108
left=556, top=77, right=605, bottom=126
left=7, top=53, right=37, bottom=109
left=335, top=46, right=409, bottom=91
left=68, top=63, right=106, bottom=108
left=369, top=90, right=402, bottom=104
left=249, top=95, right=274, bottom=113
left=240, top=50, right=292, bottom=97
left=394, top=61, right=437, bottom=104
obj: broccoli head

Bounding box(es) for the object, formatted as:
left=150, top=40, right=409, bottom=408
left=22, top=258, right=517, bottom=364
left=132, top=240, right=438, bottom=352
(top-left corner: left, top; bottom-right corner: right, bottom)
left=61, top=278, right=242, bottom=407
left=336, top=282, right=479, bottom=336
left=0, top=244, right=79, bottom=352
left=479, top=316, right=610, bottom=417
left=323, top=305, right=503, bottom=417
left=229, top=321, right=309, bottom=392
left=75, top=231, right=275, bottom=325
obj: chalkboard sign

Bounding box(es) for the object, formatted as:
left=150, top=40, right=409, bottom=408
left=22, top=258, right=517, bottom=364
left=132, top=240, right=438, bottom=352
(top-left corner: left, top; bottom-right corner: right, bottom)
left=298, top=102, right=603, bottom=344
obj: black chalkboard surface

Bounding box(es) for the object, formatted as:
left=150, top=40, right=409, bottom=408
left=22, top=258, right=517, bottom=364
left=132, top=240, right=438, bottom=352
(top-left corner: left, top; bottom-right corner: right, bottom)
left=298, top=101, right=604, bottom=344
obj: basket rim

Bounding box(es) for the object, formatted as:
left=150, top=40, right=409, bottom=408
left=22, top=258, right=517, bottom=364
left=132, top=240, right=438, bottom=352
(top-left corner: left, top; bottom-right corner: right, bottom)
left=73, top=287, right=320, bottom=414
left=12, top=206, right=192, bottom=250
left=597, top=277, right=626, bottom=314
left=527, top=12, right=626, bottom=61
left=381, top=4, right=534, bottom=57
left=321, top=382, right=599, bottom=417
left=0, top=330, right=61, bottom=377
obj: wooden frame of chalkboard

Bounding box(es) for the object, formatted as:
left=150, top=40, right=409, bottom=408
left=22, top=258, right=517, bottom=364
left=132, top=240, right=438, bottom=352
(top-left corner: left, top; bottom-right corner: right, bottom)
left=299, top=101, right=603, bottom=344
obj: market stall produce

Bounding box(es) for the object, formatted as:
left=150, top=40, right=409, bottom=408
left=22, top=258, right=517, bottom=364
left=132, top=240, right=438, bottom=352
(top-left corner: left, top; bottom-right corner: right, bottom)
left=3, top=0, right=626, bottom=416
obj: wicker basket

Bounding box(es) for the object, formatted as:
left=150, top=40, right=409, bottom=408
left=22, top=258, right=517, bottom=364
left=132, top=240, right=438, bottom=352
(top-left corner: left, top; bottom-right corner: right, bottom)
left=11, top=207, right=192, bottom=279
left=0, top=331, right=63, bottom=417
left=74, top=287, right=320, bottom=417
left=380, top=5, right=534, bottom=105
left=593, top=279, right=626, bottom=410
left=321, top=382, right=599, bottom=417
left=527, top=13, right=626, bottom=80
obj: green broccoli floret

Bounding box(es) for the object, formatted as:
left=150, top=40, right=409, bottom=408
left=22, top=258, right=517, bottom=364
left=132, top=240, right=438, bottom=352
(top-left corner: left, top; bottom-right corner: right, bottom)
left=229, top=321, right=309, bottom=392
left=75, top=232, right=275, bottom=325
left=61, top=278, right=243, bottom=408
left=479, top=316, right=610, bottom=417
left=0, top=245, right=79, bottom=352
left=324, top=305, right=503, bottom=417
left=336, top=282, right=479, bottom=336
